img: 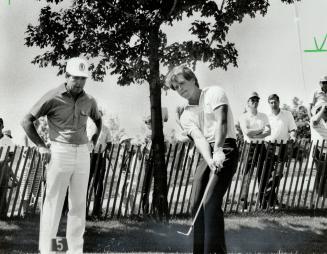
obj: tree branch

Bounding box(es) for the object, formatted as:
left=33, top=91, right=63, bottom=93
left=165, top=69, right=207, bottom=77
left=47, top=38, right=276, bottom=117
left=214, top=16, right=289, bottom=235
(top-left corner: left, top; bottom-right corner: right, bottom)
left=167, top=0, right=177, bottom=17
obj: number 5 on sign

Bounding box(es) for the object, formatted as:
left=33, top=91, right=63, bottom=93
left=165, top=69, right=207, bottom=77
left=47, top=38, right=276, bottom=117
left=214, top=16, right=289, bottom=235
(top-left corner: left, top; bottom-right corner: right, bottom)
left=51, top=237, right=68, bottom=252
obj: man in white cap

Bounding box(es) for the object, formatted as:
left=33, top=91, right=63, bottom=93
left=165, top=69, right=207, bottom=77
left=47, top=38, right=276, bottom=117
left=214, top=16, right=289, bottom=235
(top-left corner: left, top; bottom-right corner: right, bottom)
left=21, top=57, right=102, bottom=254
left=310, top=101, right=327, bottom=198
left=239, top=92, right=270, bottom=208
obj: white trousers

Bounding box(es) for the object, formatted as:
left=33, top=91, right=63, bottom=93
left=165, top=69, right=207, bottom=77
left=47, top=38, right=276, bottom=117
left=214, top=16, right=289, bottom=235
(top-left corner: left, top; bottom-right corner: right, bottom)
left=39, top=142, right=90, bottom=254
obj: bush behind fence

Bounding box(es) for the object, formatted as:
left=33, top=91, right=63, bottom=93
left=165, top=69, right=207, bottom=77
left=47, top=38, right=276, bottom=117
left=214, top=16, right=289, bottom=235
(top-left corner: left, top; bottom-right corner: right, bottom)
left=0, top=140, right=326, bottom=220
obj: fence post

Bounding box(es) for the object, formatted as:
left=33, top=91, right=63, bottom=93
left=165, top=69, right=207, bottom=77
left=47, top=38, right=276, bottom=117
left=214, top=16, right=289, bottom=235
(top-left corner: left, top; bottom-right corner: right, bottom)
left=180, top=146, right=196, bottom=215
left=297, top=140, right=312, bottom=208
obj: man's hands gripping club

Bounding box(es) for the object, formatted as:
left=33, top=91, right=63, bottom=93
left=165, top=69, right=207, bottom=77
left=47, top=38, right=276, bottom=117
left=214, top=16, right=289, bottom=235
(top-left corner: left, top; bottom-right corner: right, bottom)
left=208, top=147, right=225, bottom=173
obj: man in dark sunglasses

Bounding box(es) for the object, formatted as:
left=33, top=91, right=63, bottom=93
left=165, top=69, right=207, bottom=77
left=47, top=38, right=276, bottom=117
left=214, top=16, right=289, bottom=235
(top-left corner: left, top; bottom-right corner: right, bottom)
left=309, top=76, right=327, bottom=117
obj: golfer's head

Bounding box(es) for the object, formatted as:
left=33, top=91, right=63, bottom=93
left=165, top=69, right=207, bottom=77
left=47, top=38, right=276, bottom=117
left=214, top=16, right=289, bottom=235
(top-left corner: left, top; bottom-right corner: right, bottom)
left=165, top=65, right=199, bottom=100
left=65, top=57, right=89, bottom=95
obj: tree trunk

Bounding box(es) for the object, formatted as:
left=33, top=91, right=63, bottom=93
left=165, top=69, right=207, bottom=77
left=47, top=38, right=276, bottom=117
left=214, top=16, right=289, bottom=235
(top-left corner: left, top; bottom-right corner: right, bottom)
left=148, top=25, right=169, bottom=221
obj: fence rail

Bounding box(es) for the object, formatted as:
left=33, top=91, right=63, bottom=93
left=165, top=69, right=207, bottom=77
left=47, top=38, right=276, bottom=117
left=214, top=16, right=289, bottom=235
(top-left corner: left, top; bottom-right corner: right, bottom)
left=0, top=140, right=326, bottom=220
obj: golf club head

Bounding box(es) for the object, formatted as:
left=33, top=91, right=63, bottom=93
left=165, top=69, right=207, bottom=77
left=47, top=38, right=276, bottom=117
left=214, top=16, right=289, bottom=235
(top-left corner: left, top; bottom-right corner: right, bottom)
left=177, top=226, right=193, bottom=236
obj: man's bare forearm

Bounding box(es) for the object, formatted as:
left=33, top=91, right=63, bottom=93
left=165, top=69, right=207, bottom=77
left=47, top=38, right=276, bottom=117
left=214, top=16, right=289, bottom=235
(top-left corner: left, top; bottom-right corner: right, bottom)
left=92, top=117, right=102, bottom=145
left=214, top=105, right=228, bottom=151
left=21, top=114, right=47, bottom=148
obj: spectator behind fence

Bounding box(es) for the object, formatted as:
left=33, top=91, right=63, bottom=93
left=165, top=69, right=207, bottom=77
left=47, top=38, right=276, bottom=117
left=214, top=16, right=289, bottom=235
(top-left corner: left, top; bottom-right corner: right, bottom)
left=21, top=57, right=102, bottom=254
left=239, top=92, right=271, bottom=209
left=264, top=94, right=297, bottom=208
left=310, top=101, right=327, bottom=198
left=309, top=76, right=327, bottom=117
left=166, top=65, right=238, bottom=254
left=21, top=117, right=49, bottom=216
left=0, top=118, right=16, bottom=219
left=87, top=109, right=112, bottom=219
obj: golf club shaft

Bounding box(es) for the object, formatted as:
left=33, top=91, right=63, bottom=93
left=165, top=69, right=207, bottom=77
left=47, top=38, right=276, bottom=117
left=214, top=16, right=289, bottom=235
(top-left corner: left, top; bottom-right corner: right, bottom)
left=191, top=172, right=216, bottom=226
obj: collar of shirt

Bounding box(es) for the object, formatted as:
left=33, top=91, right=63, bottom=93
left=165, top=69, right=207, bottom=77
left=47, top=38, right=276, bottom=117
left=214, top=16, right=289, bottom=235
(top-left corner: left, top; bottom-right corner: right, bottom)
left=58, top=83, right=86, bottom=99
left=184, top=88, right=206, bottom=109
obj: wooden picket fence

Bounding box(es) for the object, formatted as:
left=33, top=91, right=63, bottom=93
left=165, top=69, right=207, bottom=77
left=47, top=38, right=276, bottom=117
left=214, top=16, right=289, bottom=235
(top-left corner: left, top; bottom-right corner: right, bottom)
left=0, top=140, right=327, bottom=220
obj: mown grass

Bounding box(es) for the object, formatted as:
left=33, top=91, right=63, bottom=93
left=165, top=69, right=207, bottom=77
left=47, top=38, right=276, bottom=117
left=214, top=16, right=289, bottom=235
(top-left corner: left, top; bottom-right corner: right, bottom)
left=1, top=213, right=327, bottom=254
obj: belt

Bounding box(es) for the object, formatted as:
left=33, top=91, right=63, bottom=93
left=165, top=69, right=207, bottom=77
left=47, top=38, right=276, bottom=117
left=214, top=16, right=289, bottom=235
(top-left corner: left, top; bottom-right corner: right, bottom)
left=51, top=141, right=87, bottom=147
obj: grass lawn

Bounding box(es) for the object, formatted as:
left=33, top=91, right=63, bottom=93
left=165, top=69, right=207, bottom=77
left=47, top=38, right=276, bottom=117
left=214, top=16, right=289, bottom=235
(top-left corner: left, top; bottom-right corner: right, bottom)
left=0, top=213, right=327, bottom=253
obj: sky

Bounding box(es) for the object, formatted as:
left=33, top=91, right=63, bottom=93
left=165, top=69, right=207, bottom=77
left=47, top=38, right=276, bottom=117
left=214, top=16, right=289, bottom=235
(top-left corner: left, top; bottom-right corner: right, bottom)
left=1, top=0, right=327, bottom=145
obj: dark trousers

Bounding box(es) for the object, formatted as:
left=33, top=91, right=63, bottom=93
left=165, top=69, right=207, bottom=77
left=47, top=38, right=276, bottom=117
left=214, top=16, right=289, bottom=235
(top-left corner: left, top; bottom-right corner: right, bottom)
left=313, top=148, right=327, bottom=197
left=241, top=143, right=266, bottom=202
left=257, top=144, right=287, bottom=208
left=191, top=139, right=238, bottom=254
left=88, top=153, right=106, bottom=216
left=0, top=162, right=9, bottom=219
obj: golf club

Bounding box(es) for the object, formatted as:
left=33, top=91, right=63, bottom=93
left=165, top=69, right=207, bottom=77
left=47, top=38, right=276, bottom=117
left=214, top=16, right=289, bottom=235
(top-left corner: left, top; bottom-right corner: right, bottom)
left=177, top=172, right=217, bottom=236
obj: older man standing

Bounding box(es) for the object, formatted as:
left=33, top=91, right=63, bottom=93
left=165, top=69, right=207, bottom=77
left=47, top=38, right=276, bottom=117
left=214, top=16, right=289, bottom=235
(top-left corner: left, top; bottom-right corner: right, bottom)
left=239, top=92, right=270, bottom=208
left=264, top=94, right=297, bottom=208
left=21, top=57, right=102, bottom=254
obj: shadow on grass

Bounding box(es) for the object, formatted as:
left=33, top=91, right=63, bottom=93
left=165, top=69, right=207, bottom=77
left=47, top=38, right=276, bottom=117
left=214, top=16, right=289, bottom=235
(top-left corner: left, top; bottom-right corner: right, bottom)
left=0, top=215, right=326, bottom=253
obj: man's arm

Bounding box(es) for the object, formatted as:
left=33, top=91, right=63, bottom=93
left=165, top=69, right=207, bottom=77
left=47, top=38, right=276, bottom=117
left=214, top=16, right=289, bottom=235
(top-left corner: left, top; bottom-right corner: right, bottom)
left=288, top=112, right=297, bottom=142
left=213, top=105, right=228, bottom=151
left=91, top=117, right=102, bottom=146
left=21, top=113, right=47, bottom=148
left=311, top=105, right=325, bottom=125
left=189, top=128, right=216, bottom=172
left=254, top=124, right=271, bottom=139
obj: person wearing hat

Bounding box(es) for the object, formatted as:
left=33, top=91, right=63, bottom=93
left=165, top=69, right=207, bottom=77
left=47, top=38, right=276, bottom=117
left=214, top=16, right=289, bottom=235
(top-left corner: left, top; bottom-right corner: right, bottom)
left=309, top=76, right=327, bottom=117
left=310, top=101, right=327, bottom=198
left=165, top=65, right=238, bottom=254
left=21, top=57, right=102, bottom=254
left=239, top=92, right=271, bottom=209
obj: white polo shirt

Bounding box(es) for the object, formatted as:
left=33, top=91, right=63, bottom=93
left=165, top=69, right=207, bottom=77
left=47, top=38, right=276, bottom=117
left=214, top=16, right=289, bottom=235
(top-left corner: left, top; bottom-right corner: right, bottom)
left=239, top=112, right=269, bottom=142
left=180, top=86, right=236, bottom=143
left=266, top=109, right=297, bottom=143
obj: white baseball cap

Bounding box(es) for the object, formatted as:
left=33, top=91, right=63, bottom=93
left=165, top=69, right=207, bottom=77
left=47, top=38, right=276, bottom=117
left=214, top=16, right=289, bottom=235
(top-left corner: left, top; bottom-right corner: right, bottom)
left=319, top=76, right=327, bottom=83
left=248, top=91, right=260, bottom=100
left=66, top=57, right=89, bottom=78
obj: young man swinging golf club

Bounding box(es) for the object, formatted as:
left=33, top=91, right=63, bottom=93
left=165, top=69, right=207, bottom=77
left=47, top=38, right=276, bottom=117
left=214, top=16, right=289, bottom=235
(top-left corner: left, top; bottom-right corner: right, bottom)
left=166, top=65, right=239, bottom=254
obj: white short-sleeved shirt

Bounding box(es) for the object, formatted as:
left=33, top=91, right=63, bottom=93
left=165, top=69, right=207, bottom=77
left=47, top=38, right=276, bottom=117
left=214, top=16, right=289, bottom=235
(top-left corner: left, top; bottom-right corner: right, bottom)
left=0, top=135, right=15, bottom=161
left=239, top=112, right=269, bottom=142
left=180, top=86, right=236, bottom=143
left=310, top=118, right=327, bottom=149
left=266, top=109, right=297, bottom=143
